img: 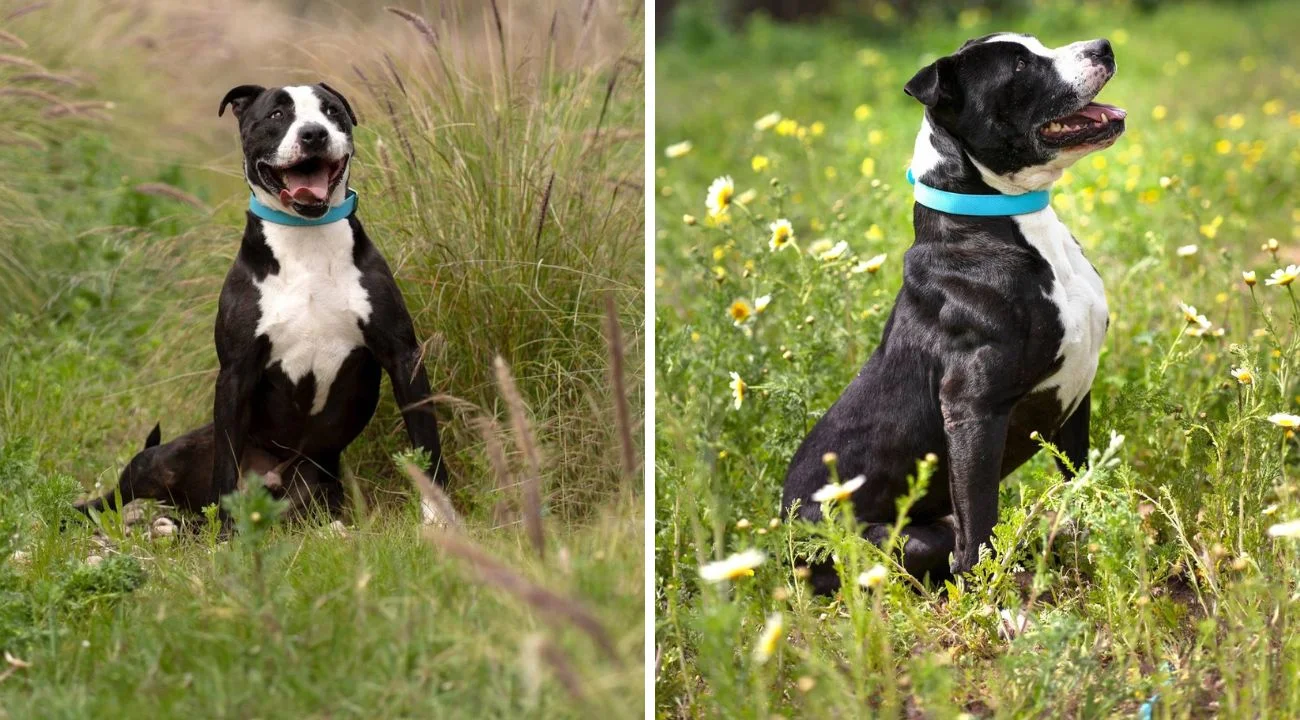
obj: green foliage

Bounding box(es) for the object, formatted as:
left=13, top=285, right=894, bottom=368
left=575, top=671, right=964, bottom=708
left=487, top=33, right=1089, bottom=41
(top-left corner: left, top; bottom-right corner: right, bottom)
left=656, top=0, right=1300, bottom=715
left=221, top=474, right=289, bottom=544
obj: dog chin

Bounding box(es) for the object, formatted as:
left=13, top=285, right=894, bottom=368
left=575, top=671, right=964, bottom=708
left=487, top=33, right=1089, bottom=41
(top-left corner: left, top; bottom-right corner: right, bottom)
left=291, top=200, right=331, bottom=218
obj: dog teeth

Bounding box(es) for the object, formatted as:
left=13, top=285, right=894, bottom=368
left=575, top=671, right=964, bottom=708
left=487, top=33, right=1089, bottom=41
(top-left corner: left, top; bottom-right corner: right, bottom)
left=1047, top=122, right=1062, bottom=133
left=1099, top=114, right=1109, bottom=124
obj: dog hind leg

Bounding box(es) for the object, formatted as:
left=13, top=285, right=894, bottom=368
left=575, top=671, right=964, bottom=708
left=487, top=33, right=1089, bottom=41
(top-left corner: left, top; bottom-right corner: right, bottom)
left=864, top=520, right=956, bottom=585
left=800, top=519, right=957, bottom=595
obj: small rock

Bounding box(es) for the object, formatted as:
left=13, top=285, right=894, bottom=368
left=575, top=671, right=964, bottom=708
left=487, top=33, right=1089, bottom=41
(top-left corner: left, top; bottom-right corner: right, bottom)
left=327, top=520, right=348, bottom=538
left=10, top=550, right=30, bottom=566
left=86, top=555, right=104, bottom=567
left=151, top=517, right=177, bottom=538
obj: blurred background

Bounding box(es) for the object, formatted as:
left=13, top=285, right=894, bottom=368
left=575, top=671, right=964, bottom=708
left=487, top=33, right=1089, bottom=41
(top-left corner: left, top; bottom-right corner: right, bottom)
left=659, top=0, right=1203, bottom=37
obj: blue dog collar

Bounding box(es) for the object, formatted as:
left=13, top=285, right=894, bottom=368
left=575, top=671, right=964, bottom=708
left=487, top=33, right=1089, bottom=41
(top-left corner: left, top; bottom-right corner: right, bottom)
left=248, top=189, right=357, bottom=226
left=906, top=168, right=1049, bottom=216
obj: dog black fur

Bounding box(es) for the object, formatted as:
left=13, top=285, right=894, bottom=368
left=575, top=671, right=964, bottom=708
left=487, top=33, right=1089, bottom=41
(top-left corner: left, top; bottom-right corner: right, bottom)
left=783, top=34, right=1123, bottom=592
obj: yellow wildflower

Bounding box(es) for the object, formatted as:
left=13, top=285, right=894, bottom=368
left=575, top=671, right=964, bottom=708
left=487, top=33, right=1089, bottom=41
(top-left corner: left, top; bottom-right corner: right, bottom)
left=1268, top=519, right=1300, bottom=538
left=769, top=219, right=795, bottom=252
left=817, top=240, right=849, bottom=262
left=811, top=475, right=865, bottom=503
left=1199, top=215, right=1223, bottom=239
left=1264, top=264, right=1299, bottom=287
left=699, top=549, right=765, bottom=582
left=664, top=141, right=693, bottom=158
left=858, top=564, right=888, bottom=589
left=1268, top=413, right=1300, bottom=429
left=754, top=112, right=781, bottom=131
left=728, top=371, right=747, bottom=409
left=728, top=300, right=753, bottom=327
left=851, top=253, right=887, bottom=274
left=753, top=613, right=784, bottom=664
left=705, top=175, right=735, bottom=219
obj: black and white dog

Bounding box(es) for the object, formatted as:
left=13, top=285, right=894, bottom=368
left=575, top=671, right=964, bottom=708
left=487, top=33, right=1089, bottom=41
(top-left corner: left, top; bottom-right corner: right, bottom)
left=79, top=83, right=447, bottom=519
left=783, top=35, right=1124, bottom=592
left=206, top=82, right=447, bottom=513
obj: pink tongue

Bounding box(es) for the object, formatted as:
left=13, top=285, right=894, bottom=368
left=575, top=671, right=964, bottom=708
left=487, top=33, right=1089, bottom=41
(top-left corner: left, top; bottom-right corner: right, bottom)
left=278, top=165, right=331, bottom=205
left=1076, top=102, right=1127, bottom=122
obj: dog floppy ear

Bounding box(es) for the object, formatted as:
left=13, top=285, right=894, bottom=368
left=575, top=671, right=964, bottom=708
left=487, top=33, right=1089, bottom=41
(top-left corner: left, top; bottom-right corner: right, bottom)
left=218, top=84, right=265, bottom=119
left=144, top=423, right=161, bottom=450
left=904, top=56, right=957, bottom=109
left=318, top=82, right=358, bottom=125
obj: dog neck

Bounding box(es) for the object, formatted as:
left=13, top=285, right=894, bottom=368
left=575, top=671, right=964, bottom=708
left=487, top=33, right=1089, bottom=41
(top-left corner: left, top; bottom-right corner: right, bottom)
left=910, top=115, right=1063, bottom=196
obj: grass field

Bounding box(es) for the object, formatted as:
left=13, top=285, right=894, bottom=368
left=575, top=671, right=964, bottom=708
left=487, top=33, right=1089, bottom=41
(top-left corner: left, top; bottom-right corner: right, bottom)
left=655, top=1, right=1300, bottom=716
left=0, top=0, right=644, bottom=716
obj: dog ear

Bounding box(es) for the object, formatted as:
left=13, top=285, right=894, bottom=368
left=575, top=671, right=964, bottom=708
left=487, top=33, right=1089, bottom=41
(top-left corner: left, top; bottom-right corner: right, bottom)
left=904, top=57, right=957, bottom=109
left=218, top=84, right=265, bottom=119
left=145, top=423, right=161, bottom=450
left=318, top=82, right=358, bottom=125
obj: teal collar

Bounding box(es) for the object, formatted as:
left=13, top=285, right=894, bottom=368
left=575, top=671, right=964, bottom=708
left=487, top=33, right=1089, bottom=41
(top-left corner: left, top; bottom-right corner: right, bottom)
left=906, top=168, right=1049, bottom=216
left=248, top=189, right=357, bottom=226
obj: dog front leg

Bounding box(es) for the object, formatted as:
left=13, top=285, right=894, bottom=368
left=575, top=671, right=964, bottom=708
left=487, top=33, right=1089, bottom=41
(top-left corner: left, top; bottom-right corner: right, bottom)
left=942, top=404, right=1011, bottom=575
left=1052, top=391, right=1090, bottom=478
left=368, top=315, right=448, bottom=486
left=212, top=352, right=262, bottom=502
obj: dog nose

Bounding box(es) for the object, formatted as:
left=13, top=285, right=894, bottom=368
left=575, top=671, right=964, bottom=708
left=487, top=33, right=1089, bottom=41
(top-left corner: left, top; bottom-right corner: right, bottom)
left=1083, top=39, right=1114, bottom=68
left=298, top=123, right=328, bottom=149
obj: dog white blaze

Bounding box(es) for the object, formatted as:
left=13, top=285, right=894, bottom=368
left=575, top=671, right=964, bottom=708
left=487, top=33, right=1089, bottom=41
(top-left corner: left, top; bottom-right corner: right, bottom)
left=1014, top=207, right=1108, bottom=416
left=980, top=33, right=1107, bottom=97
left=255, top=221, right=372, bottom=415
left=275, top=86, right=351, bottom=166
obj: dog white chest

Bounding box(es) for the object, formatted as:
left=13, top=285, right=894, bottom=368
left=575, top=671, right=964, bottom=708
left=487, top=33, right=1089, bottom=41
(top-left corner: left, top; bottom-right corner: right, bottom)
left=1015, top=208, right=1108, bottom=415
left=255, top=220, right=372, bottom=415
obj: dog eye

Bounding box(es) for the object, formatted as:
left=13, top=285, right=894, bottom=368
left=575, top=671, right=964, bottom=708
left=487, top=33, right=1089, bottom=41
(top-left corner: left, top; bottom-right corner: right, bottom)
left=270, top=110, right=284, bottom=120
left=1015, top=59, right=1026, bottom=72
left=324, top=106, right=337, bottom=115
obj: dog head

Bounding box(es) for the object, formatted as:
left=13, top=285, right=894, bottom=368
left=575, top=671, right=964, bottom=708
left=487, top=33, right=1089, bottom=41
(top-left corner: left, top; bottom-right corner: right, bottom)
left=906, top=33, right=1125, bottom=192
left=219, top=83, right=358, bottom=219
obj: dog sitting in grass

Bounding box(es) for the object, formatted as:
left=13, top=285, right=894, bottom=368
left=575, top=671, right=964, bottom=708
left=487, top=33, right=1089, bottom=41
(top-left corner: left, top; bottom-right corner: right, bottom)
left=78, top=82, right=450, bottom=521
left=783, top=34, right=1124, bottom=592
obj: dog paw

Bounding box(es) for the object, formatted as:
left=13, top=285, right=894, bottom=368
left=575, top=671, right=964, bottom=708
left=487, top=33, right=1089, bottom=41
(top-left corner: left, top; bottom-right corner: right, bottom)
left=996, top=607, right=1034, bottom=640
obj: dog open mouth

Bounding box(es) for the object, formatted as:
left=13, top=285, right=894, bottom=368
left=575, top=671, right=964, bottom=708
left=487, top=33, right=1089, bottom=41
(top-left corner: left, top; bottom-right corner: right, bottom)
left=257, top=155, right=348, bottom=209
left=1039, top=102, right=1126, bottom=148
